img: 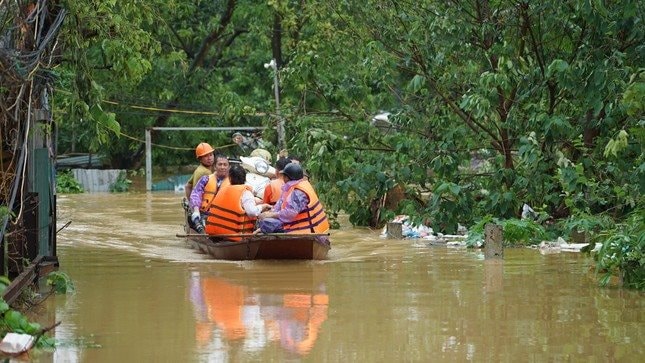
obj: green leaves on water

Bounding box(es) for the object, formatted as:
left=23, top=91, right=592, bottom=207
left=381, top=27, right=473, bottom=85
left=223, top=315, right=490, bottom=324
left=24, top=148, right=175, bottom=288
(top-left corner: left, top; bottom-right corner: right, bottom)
left=47, top=271, right=76, bottom=294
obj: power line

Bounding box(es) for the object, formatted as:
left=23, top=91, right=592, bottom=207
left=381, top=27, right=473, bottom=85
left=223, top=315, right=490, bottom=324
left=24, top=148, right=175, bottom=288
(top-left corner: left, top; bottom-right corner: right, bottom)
left=56, top=89, right=270, bottom=117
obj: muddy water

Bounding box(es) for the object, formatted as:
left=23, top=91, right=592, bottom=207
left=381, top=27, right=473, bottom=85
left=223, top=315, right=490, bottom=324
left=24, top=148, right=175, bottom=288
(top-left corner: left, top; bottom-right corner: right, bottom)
left=35, top=192, right=643, bottom=362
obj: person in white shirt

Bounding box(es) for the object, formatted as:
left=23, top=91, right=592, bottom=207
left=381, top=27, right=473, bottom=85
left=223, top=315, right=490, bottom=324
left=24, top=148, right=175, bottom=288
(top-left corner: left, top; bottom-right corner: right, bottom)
left=232, top=164, right=269, bottom=217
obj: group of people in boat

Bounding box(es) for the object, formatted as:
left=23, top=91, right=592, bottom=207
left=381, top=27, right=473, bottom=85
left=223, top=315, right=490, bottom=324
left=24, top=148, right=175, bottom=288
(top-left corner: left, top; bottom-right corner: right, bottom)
left=183, top=141, right=330, bottom=241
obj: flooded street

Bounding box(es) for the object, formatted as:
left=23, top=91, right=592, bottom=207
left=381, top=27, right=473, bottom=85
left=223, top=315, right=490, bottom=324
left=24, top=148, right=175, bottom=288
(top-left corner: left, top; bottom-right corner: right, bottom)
left=37, top=192, right=644, bottom=362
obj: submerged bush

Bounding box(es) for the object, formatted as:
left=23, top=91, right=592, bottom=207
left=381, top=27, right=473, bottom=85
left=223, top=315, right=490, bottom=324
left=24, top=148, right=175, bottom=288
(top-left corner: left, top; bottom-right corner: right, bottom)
left=594, top=210, right=644, bottom=290
left=465, top=217, right=547, bottom=248
left=47, top=271, right=75, bottom=294
left=0, top=275, right=61, bottom=349
left=56, top=170, right=84, bottom=193
left=109, top=170, right=132, bottom=192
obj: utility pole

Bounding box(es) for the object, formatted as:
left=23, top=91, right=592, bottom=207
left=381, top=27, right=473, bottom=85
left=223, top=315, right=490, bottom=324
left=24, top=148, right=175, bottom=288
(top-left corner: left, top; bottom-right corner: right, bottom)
left=264, top=59, right=285, bottom=150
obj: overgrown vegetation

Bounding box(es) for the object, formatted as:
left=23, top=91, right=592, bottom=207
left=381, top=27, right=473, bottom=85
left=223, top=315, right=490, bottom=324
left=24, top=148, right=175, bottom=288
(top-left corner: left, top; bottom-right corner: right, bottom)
left=464, top=218, right=549, bottom=248
left=0, top=272, right=74, bottom=351
left=46, top=271, right=76, bottom=294
left=50, top=1, right=643, bottom=288
left=55, top=171, right=84, bottom=194
left=594, top=211, right=644, bottom=289
left=109, top=171, right=132, bottom=193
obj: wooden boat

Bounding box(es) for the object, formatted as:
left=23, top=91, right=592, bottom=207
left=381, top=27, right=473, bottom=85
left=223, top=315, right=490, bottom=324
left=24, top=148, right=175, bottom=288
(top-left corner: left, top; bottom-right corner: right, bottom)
left=180, top=223, right=331, bottom=260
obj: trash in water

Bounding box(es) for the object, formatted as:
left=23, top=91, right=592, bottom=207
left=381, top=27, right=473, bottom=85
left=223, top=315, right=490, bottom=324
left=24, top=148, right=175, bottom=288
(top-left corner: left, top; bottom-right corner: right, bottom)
left=0, top=333, right=35, bottom=355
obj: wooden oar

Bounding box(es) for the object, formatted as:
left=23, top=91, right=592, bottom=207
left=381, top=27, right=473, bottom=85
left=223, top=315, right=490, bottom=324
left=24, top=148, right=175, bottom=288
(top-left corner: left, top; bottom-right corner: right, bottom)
left=176, top=232, right=330, bottom=238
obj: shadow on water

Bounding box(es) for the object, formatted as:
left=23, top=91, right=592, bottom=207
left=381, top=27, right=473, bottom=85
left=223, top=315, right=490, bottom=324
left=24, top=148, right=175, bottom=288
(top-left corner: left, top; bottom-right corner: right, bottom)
left=34, top=192, right=645, bottom=362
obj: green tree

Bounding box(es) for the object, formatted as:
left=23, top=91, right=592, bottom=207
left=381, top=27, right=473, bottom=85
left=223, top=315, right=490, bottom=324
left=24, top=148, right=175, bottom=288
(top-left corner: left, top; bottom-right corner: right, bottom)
left=54, top=0, right=277, bottom=168
left=281, top=0, right=642, bottom=232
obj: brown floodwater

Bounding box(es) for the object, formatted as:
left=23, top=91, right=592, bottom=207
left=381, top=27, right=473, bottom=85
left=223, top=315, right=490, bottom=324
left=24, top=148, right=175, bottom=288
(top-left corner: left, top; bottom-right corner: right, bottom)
left=30, top=192, right=643, bottom=362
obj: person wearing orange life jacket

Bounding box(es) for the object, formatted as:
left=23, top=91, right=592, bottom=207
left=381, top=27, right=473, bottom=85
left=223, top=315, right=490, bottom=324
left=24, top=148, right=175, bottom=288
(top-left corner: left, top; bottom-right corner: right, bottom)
left=262, top=156, right=292, bottom=205
left=205, top=164, right=271, bottom=240
left=189, top=154, right=231, bottom=231
left=183, top=143, right=215, bottom=233
left=257, top=163, right=330, bottom=237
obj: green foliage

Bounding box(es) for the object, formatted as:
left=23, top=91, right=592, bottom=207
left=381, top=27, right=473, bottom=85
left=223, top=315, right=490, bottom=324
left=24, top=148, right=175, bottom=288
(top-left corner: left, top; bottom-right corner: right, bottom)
left=0, top=206, right=14, bottom=221
left=281, top=0, right=643, bottom=238
left=463, top=216, right=493, bottom=248
left=0, top=302, right=55, bottom=347
left=560, top=213, right=614, bottom=241
left=2, top=310, right=41, bottom=335
left=0, top=272, right=74, bottom=348
left=594, top=210, right=645, bottom=289
left=54, top=0, right=281, bottom=168
left=621, top=71, right=645, bottom=118
left=109, top=171, right=132, bottom=192
left=56, top=171, right=84, bottom=194
left=465, top=218, right=546, bottom=248
left=46, top=272, right=76, bottom=294
left=0, top=275, right=11, bottom=295
left=502, top=219, right=547, bottom=246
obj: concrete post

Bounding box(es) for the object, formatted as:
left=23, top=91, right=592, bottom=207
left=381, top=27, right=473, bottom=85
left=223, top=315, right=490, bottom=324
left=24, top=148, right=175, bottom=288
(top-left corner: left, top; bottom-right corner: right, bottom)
left=387, top=222, right=403, bottom=239
left=484, top=223, right=503, bottom=259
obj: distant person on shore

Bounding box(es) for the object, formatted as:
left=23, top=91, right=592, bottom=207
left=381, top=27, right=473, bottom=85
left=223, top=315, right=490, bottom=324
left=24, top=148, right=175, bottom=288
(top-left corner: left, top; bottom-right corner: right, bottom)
left=257, top=163, right=329, bottom=237
left=278, top=151, right=309, bottom=180
left=204, top=164, right=271, bottom=240
left=189, top=154, right=230, bottom=232
left=232, top=132, right=257, bottom=157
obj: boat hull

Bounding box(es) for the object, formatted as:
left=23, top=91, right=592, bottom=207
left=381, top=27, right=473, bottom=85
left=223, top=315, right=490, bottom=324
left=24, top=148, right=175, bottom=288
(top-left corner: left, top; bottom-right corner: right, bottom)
left=188, top=234, right=329, bottom=260
left=181, top=206, right=330, bottom=260
left=184, top=225, right=330, bottom=260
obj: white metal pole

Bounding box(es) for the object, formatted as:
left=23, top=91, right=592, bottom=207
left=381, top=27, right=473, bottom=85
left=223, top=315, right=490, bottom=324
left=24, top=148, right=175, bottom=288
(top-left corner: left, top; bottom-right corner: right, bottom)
left=266, top=59, right=285, bottom=150
left=273, top=66, right=284, bottom=150
left=145, top=128, right=152, bottom=191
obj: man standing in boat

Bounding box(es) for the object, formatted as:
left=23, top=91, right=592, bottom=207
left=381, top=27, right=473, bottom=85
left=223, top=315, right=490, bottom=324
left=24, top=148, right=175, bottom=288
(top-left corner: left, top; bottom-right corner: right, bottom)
left=204, top=164, right=271, bottom=240
left=256, top=163, right=329, bottom=237
left=189, top=154, right=231, bottom=232
left=184, top=142, right=215, bottom=199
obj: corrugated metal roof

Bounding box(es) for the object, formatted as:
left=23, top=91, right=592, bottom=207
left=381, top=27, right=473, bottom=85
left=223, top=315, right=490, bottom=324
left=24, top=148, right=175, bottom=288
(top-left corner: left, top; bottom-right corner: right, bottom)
left=57, top=154, right=105, bottom=169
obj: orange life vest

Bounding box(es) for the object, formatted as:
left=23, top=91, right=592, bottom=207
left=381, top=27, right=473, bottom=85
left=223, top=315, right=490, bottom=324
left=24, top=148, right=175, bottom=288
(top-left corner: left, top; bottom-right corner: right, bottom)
left=263, top=178, right=284, bottom=205
left=281, top=180, right=330, bottom=234
left=204, top=184, right=257, bottom=241
left=199, top=176, right=230, bottom=213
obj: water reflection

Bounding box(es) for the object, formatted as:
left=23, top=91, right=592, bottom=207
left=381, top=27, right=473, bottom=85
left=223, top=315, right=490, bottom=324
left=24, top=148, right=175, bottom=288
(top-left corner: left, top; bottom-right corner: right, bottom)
left=483, top=259, right=503, bottom=294
left=189, top=265, right=329, bottom=359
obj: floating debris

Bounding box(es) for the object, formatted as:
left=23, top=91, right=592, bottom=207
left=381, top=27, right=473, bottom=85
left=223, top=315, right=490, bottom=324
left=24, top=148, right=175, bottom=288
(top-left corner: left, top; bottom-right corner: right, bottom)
left=0, top=333, right=35, bottom=355
left=538, top=237, right=602, bottom=255
left=380, top=215, right=467, bottom=245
